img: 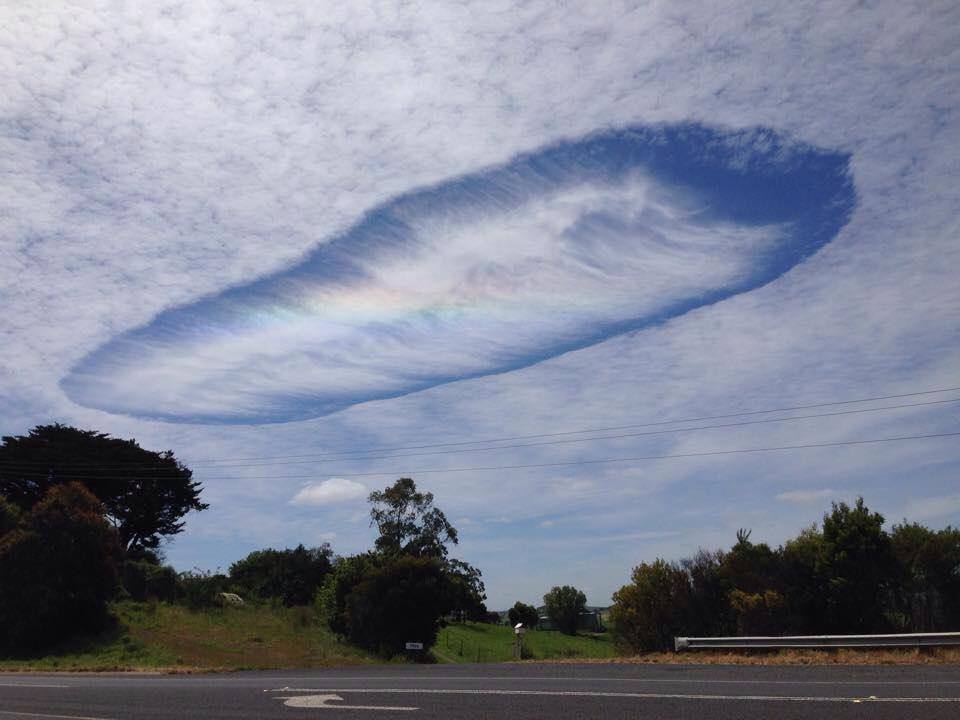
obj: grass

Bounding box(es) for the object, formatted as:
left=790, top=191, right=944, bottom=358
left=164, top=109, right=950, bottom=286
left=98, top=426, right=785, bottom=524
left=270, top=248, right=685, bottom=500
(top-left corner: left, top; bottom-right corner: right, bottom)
left=3, top=608, right=957, bottom=671
left=434, top=622, right=616, bottom=663
left=0, top=601, right=375, bottom=672
left=433, top=622, right=960, bottom=666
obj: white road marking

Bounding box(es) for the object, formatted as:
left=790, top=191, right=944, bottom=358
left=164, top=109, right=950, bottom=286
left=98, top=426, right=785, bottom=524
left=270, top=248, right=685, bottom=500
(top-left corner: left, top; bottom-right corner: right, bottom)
left=0, top=684, right=70, bottom=689
left=269, top=687, right=960, bottom=703
left=276, top=694, right=417, bottom=711
left=0, top=711, right=114, bottom=720
left=259, top=674, right=960, bottom=686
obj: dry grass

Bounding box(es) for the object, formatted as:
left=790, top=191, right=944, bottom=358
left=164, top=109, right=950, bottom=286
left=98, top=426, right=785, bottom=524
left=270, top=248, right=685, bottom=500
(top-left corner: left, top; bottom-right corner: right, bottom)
left=0, top=601, right=375, bottom=672
left=532, top=647, right=960, bottom=665
left=122, top=602, right=374, bottom=670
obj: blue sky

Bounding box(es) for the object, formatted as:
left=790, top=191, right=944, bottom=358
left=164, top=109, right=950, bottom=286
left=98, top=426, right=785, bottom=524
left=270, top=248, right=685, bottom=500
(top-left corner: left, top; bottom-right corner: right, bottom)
left=1, top=1, right=958, bottom=608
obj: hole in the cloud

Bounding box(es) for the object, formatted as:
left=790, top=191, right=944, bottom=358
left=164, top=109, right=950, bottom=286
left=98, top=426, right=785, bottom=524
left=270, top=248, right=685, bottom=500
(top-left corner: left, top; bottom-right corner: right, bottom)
left=62, top=124, right=855, bottom=424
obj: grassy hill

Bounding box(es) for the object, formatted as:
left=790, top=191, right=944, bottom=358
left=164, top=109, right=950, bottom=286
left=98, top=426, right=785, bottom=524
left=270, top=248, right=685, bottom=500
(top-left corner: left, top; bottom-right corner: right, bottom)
left=0, top=601, right=375, bottom=671
left=0, top=603, right=615, bottom=671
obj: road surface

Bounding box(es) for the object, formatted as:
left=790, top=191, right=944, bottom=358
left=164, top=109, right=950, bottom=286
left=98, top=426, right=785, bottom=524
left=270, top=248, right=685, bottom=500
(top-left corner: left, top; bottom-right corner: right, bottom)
left=2, top=662, right=960, bottom=719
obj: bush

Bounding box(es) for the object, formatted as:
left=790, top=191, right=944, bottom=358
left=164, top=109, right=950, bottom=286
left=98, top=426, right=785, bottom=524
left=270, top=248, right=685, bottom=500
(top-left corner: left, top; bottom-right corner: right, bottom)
left=0, top=483, right=119, bottom=652
left=122, top=560, right=178, bottom=602
left=321, top=553, right=451, bottom=657
left=177, top=570, right=229, bottom=610
left=317, top=553, right=379, bottom=638
left=610, top=559, right=689, bottom=652
left=347, top=555, right=450, bottom=657
left=229, top=544, right=332, bottom=606
left=0, top=496, right=20, bottom=538
left=443, top=559, right=487, bottom=621
left=821, top=498, right=893, bottom=632
left=728, top=589, right=787, bottom=635
left=543, top=585, right=587, bottom=635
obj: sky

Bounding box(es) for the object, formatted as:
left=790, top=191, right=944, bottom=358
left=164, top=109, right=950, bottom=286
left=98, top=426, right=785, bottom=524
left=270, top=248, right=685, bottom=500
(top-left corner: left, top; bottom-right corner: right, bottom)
left=1, top=0, right=958, bottom=609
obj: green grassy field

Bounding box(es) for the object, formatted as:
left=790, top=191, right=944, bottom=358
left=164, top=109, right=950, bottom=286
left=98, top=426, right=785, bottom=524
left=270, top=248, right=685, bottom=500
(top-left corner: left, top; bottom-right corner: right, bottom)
left=0, top=601, right=374, bottom=671
left=434, top=622, right=616, bottom=663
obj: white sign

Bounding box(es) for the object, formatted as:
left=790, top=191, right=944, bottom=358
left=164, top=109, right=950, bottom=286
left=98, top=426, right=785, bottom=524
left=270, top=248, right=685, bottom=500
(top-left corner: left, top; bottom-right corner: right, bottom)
left=405, top=642, right=424, bottom=650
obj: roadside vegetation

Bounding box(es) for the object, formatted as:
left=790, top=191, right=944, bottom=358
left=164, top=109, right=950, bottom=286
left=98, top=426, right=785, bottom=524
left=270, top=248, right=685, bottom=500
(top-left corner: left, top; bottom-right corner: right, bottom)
left=2, top=423, right=958, bottom=670
left=0, top=601, right=373, bottom=671
left=610, top=499, right=960, bottom=654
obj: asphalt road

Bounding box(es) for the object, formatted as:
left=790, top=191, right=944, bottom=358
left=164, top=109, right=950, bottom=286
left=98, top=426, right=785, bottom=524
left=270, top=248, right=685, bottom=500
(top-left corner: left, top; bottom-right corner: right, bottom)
left=2, top=662, right=960, bottom=720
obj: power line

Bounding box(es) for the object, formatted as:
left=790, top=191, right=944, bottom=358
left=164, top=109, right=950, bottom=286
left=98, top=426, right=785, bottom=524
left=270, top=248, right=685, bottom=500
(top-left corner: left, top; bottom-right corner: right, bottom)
left=228, top=431, right=960, bottom=479
left=157, top=397, right=960, bottom=467
left=1, top=430, right=957, bottom=482
left=190, top=385, right=960, bottom=464
left=1, top=385, right=957, bottom=471
left=0, top=396, right=956, bottom=477
left=5, top=395, right=952, bottom=478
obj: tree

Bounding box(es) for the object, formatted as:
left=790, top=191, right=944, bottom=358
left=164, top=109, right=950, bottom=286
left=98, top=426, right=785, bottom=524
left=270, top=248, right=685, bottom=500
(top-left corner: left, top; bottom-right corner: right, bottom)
left=680, top=548, right=729, bottom=637
left=610, top=560, right=689, bottom=652
left=321, top=554, right=451, bottom=657
left=0, top=425, right=207, bottom=555
left=318, top=552, right=379, bottom=639
left=368, top=478, right=457, bottom=558
left=890, top=522, right=960, bottom=631
left=508, top=601, right=539, bottom=629
left=720, top=529, right=781, bottom=596
left=229, top=544, right=333, bottom=606
left=820, top=497, right=893, bottom=632
left=779, top=525, right=829, bottom=633
left=321, top=478, right=485, bottom=658
left=543, top=585, right=587, bottom=635
left=719, top=529, right=786, bottom=635
left=0, top=483, right=119, bottom=651
left=444, top=558, right=487, bottom=621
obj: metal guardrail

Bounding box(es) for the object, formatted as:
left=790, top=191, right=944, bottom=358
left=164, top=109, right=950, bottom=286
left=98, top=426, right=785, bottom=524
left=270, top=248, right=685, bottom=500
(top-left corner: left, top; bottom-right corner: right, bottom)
left=675, top=632, right=960, bottom=651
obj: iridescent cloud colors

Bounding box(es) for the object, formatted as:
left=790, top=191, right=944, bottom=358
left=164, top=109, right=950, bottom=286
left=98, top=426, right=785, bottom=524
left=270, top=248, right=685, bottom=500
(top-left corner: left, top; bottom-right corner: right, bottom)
left=62, top=125, right=854, bottom=423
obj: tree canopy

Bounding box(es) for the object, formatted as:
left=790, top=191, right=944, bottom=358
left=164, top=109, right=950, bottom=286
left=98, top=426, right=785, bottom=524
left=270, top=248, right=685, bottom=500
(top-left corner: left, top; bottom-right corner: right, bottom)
left=229, top=544, right=333, bottom=606
left=508, top=601, right=539, bottom=629
left=610, top=497, right=960, bottom=653
left=543, top=585, right=587, bottom=635
left=368, top=477, right=457, bottom=558
left=321, top=477, right=485, bottom=657
left=0, top=424, right=207, bottom=554
left=0, top=483, right=119, bottom=651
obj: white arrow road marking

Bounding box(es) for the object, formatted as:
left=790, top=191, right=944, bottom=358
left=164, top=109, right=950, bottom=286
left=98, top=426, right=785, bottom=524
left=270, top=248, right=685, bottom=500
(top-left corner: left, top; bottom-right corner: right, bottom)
left=270, top=688, right=960, bottom=704
left=275, top=694, right=417, bottom=711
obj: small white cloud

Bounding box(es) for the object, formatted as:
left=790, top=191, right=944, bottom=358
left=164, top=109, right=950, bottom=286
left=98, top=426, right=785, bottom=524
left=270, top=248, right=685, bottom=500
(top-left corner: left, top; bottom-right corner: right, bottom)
left=291, top=478, right=368, bottom=506
left=539, top=519, right=556, bottom=527
left=776, top=489, right=836, bottom=505
left=904, top=495, right=960, bottom=522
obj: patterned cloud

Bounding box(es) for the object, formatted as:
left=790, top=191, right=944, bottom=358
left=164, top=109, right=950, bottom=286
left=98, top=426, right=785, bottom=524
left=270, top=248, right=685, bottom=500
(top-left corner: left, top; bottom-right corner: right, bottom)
left=62, top=124, right=853, bottom=424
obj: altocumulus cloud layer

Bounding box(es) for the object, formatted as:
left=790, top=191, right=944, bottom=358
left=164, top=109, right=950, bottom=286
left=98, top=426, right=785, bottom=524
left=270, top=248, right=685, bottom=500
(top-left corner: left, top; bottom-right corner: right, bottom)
left=62, top=124, right=852, bottom=424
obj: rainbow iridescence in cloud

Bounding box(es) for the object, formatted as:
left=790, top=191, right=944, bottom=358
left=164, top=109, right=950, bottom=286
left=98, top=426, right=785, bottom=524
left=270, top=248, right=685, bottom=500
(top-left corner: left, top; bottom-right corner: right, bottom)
left=62, top=124, right=854, bottom=424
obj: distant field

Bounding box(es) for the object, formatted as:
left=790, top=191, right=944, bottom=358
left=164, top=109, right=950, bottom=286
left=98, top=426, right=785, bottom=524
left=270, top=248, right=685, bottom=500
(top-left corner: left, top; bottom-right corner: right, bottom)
left=0, top=601, right=374, bottom=672
left=434, top=622, right=616, bottom=663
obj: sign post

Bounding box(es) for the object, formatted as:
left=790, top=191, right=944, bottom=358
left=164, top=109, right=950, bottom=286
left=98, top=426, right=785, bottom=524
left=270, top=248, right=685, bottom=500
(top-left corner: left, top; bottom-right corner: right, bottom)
left=514, top=623, right=525, bottom=660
